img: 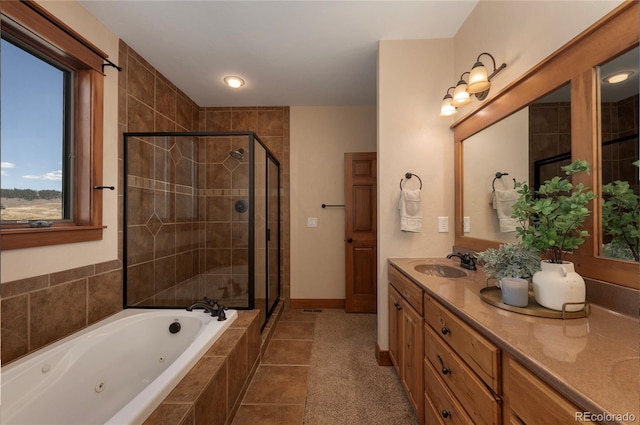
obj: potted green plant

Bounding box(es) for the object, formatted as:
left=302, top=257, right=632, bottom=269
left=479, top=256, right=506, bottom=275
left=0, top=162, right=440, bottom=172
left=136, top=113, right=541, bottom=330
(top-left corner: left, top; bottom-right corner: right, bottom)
left=601, top=160, right=639, bottom=262
left=476, top=243, right=540, bottom=282
left=477, top=243, right=541, bottom=307
left=511, top=159, right=597, bottom=312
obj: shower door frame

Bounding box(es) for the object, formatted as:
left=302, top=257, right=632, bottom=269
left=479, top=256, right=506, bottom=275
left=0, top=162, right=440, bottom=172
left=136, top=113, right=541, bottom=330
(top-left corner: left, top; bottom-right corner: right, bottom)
left=122, top=131, right=280, bottom=324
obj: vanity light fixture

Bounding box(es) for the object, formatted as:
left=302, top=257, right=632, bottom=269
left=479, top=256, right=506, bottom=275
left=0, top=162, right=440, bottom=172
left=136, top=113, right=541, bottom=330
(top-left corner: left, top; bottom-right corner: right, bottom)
left=466, top=52, right=507, bottom=99
left=603, top=71, right=634, bottom=84
left=439, top=52, right=506, bottom=117
left=440, top=87, right=458, bottom=117
left=451, top=72, right=472, bottom=107
left=224, top=75, right=245, bottom=88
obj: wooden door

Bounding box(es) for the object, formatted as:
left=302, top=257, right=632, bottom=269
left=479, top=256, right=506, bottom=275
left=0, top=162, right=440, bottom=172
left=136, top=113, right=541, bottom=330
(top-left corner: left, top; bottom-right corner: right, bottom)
left=344, top=152, right=377, bottom=313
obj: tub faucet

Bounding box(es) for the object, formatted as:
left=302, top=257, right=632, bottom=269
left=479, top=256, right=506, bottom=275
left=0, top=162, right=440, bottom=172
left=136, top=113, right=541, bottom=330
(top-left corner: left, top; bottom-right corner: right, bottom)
left=186, top=302, right=219, bottom=317
left=447, top=252, right=477, bottom=271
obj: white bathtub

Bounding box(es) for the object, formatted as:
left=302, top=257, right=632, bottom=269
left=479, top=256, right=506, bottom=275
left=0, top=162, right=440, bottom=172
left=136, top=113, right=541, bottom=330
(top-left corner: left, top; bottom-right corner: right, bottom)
left=1, top=308, right=237, bottom=425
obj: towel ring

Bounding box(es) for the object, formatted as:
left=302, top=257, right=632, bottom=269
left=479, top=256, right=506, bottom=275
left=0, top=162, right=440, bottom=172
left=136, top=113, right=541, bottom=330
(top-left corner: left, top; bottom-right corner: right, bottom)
left=400, top=172, right=422, bottom=190
left=492, top=172, right=516, bottom=191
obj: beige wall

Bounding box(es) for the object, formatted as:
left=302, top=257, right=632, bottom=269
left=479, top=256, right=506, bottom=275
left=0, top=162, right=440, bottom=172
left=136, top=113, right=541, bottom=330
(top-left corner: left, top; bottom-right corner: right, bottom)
left=0, top=0, right=120, bottom=283
left=377, top=38, right=456, bottom=350
left=290, top=106, right=376, bottom=300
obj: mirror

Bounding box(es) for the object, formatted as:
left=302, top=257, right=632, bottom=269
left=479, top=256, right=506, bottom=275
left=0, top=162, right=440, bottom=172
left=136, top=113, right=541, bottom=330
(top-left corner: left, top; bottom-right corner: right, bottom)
left=454, top=2, right=638, bottom=289
left=462, top=83, right=571, bottom=243
left=599, top=46, right=639, bottom=262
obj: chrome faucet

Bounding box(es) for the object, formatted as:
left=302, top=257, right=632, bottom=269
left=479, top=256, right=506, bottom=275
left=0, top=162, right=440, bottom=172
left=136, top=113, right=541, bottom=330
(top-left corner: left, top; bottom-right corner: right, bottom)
left=446, top=252, right=477, bottom=271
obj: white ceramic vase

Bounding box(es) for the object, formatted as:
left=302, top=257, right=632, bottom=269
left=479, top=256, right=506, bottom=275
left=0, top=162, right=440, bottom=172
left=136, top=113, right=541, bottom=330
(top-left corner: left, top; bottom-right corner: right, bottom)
left=532, top=261, right=585, bottom=312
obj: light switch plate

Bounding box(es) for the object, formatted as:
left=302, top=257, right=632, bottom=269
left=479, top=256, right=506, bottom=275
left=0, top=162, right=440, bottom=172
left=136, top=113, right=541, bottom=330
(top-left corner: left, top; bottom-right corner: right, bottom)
left=307, top=217, right=318, bottom=228
left=463, top=216, right=471, bottom=233
left=438, top=216, right=449, bottom=233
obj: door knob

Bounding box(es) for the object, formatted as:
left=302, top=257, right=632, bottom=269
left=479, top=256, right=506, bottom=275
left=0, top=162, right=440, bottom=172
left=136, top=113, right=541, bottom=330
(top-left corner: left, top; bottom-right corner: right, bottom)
left=347, top=238, right=353, bottom=243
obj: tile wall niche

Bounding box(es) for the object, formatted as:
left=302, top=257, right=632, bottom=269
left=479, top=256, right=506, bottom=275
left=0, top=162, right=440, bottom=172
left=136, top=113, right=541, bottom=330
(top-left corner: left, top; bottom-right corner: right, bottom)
left=1, top=39, right=290, bottom=364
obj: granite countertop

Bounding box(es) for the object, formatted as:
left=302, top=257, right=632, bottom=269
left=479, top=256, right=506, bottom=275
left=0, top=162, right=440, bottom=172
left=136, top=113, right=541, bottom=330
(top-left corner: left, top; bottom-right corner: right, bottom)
left=389, top=258, right=639, bottom=425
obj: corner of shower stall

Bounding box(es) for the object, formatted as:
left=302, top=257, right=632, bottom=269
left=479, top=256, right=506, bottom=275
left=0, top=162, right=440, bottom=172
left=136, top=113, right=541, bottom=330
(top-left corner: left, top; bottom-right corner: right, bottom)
left=123, top=131, right=280, bottom=330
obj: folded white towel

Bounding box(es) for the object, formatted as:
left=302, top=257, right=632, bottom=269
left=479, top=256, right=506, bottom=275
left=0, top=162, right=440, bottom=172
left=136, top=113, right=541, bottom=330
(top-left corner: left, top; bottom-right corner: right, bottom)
left=399, top=189, right=422, bottom=232
left=493, top=188, right=518, bottom=232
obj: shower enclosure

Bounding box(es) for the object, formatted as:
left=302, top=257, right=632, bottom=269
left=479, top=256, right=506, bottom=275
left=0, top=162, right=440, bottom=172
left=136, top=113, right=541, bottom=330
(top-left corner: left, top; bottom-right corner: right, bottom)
left=123, top=131, right=280, bottom=329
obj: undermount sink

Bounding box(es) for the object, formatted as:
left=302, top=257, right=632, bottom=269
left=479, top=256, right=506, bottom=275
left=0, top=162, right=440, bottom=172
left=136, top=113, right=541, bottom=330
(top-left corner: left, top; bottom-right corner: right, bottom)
left=413, top=263, right=467, bottom=278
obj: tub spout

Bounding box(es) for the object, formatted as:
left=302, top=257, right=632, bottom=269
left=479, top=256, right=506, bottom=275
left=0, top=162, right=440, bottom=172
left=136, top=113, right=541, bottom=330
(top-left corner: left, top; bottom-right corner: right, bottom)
left=186, top=302, right=218, bottom=316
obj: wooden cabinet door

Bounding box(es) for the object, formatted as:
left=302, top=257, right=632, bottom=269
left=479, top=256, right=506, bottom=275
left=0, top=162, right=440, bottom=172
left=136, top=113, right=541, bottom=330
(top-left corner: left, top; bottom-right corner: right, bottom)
left=403, top=303, right=424, bottom=424
left=388, top=285, right=403, bottom=375
left=505, top=355, right=583, bottom=425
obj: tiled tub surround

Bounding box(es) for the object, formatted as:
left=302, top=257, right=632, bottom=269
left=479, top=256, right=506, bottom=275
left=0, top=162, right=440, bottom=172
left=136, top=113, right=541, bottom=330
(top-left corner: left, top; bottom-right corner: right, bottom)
left=389, top=258, right=639, bottom=425
left=1, top=261, right=123, bottom=364
left=2, top=308, right=238, bottom=424
left=143, top=309, right=263, bottom=425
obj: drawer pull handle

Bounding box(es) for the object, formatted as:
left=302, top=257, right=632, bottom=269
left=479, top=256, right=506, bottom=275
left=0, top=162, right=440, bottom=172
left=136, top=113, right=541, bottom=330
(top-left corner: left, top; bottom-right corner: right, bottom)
left=394, top=302, right=402, bottom=311
left=441, top=326, right=451, bottom=335
left=437, top=355, right=452, bottom=375
left=441, top=410, right=452, bottom=419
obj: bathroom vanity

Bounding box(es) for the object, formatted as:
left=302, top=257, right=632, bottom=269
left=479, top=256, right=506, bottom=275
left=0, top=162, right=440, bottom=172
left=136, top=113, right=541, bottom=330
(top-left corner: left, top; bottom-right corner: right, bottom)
left=388, top=258, right=639, bottom=425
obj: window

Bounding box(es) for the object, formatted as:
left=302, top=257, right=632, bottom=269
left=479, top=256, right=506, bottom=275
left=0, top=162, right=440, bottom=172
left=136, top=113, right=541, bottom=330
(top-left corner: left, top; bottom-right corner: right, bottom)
left=1, top=37, right=73, bottom=223
left=1, top=1, right=107, bottom=250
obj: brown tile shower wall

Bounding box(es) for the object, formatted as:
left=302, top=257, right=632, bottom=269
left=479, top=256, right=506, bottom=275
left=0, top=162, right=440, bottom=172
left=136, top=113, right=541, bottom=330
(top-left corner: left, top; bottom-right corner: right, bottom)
left=601, top=94, right=638, bottom=193
left=528, top=102, right=572, bottom=185
left=198, top=108, right=290, bottom=313
left=120, top=41, right=202, bottom=306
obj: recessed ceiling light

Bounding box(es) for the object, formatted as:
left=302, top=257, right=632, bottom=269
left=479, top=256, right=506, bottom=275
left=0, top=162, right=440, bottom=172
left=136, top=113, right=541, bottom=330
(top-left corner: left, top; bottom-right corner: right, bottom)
left=603, top=71, right=634, bottom=84
left=224, top=76, right=245, bottom=88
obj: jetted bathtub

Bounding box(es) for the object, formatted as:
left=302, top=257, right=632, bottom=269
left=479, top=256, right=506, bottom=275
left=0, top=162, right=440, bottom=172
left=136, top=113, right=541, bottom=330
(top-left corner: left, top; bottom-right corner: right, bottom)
left=2, top=308, right=237, bottom=425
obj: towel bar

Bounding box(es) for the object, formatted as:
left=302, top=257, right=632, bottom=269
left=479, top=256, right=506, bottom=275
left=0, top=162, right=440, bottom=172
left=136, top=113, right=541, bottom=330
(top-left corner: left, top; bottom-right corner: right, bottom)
left=400, top=172, right=422, bottom=190
left=492, top=172, right=516, bottom=191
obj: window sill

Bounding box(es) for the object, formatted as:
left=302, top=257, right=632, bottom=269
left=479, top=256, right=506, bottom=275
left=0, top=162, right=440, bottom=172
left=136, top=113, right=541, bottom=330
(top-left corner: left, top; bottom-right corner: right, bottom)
left=1, top=225, right=105, bottom=250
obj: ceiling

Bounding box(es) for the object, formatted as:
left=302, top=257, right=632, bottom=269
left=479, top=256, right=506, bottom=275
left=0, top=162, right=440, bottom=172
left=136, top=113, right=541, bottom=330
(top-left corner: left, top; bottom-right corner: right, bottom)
left=79, top=1, right=478, bottom=107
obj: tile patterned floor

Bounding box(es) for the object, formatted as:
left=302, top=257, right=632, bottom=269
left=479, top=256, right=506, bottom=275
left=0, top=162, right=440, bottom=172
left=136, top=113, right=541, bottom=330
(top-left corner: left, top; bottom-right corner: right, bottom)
left=232, top=310, right=316, bottom=425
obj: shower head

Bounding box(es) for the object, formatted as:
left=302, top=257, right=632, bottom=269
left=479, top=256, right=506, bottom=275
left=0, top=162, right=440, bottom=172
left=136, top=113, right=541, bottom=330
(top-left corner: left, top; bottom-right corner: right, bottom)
left=229, top=148, right=244, bottom=160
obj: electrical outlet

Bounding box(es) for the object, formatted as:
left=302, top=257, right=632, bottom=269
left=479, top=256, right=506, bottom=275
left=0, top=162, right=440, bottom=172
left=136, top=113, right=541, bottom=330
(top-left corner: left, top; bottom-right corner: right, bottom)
left=307, top=217, right=318, bottom=228
left=463, top=216, right=471, bottom=233
left=438, top=216, right=449, bottom=233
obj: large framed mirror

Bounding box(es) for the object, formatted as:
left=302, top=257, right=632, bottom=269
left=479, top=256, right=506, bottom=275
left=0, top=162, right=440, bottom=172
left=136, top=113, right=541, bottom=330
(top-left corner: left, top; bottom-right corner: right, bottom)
left=598, top=46, right=639, bottom=263
left=454, top=2, right=638, bottom=289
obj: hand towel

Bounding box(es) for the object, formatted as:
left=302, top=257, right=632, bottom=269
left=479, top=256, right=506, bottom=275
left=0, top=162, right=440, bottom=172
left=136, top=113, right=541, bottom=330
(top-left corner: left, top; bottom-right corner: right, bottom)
left=399, top=189, right=422, bottom=232
left=493, top=188, right=518, bottom=232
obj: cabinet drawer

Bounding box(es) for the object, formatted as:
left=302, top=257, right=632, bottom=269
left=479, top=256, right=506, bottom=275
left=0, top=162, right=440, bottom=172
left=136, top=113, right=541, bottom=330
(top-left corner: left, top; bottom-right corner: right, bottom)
left=425, top=325, right=501, bottom=425
left=425, top=358, right=474, bottom=425
left=505, top=356, right=583, bottom=425
left=424, top=293, right=500, bottom=392
left=389, top=265, right=423, bottom=315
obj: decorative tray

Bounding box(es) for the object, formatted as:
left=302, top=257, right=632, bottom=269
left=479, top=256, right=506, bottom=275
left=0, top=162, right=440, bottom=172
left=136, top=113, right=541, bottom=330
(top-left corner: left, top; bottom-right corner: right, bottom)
left=479, top=286, right=589, bottom=319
